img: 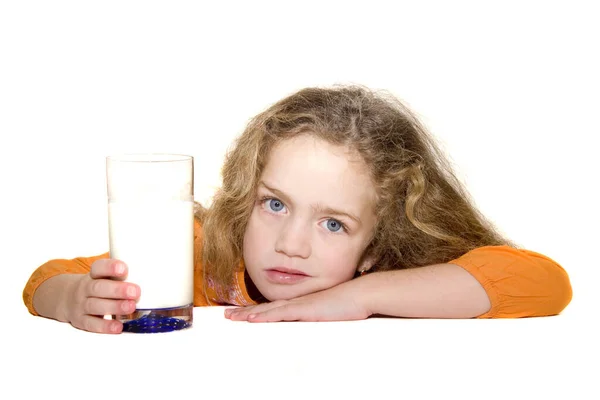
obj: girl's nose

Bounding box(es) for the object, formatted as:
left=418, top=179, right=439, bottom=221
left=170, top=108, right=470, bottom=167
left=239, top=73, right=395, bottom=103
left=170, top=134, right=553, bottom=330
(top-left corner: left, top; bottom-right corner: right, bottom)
left=274, top=219, right=311, bottom=259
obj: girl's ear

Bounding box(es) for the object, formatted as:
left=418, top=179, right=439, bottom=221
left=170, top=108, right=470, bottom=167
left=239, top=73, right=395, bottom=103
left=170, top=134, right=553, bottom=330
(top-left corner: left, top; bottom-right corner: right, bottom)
left=357, top=255, right=376, bottom=275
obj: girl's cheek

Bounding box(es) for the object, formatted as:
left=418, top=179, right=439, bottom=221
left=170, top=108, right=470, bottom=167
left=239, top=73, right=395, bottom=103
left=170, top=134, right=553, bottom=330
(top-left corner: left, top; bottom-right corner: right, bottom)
left=322, top=247, right=361, bottom=280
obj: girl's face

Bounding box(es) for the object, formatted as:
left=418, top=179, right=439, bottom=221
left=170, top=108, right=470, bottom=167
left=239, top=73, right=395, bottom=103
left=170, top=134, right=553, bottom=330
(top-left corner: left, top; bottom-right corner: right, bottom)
left=242, top=134, right=378, bottom=301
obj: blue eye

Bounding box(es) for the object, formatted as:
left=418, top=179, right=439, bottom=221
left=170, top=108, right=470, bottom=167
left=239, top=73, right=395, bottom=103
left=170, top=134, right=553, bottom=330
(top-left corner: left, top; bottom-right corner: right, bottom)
left=268, top=199, right=285, bottom=212
left=325, top=219, right=342, bottom=232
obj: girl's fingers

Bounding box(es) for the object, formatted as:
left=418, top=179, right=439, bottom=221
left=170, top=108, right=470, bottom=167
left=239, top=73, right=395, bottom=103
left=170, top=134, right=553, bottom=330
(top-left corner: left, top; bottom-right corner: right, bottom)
left=82, top=297, right=137, bottom=316
left=226, top=301, right=286, bottom=320
left=86, top=278, right=140, bottom=300
left=72, top=315, right=123, bottom=334
left=246, top=304, right=303, bottom=322
left=90, top=259, right=128, bottom=280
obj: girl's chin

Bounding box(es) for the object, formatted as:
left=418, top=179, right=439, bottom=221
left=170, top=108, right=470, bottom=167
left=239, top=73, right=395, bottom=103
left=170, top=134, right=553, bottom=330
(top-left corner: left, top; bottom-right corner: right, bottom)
left=258, top=283, right=313, bottom=302
left=259, top=280, right=342, bottom=302
left=261, top=289, right=305, bottom=302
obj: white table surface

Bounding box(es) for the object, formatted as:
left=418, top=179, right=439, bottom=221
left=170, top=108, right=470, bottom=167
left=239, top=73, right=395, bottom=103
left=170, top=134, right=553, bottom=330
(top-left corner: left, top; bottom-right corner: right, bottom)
left=5, top=304, right=596, bottom=400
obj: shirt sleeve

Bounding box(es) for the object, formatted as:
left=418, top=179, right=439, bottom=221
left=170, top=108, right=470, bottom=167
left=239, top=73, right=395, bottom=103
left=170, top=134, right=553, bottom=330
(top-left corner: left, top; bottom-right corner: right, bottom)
left=448, top=245, right=573, bottom=318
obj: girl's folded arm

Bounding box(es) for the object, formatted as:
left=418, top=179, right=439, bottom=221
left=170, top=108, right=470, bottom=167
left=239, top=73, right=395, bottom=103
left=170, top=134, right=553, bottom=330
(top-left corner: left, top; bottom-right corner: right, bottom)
left=357, top=245, right=572, bottom=319
left=357, top=262, right=492, bottom=319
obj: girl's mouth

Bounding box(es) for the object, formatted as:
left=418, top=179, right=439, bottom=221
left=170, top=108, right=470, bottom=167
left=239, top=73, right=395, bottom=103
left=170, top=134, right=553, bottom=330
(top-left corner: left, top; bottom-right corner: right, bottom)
left=265, top=267, right=310, bottom=284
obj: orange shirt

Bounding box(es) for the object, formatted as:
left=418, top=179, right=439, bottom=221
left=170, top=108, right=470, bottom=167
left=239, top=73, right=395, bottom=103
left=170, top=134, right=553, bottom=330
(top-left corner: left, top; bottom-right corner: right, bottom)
left=22, top=219, right=572, bottom=318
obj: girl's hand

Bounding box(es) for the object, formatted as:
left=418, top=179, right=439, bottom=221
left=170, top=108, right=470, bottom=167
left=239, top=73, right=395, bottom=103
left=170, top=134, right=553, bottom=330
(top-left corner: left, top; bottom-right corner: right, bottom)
left=62, top=259, right=140, bottom=334
left=224, top=279, right=372, bottom=322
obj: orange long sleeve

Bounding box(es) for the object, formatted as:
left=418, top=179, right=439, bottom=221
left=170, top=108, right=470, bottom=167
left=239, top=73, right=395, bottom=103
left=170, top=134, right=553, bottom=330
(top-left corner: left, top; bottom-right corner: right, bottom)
left=449, top=246, right=572, bottom=318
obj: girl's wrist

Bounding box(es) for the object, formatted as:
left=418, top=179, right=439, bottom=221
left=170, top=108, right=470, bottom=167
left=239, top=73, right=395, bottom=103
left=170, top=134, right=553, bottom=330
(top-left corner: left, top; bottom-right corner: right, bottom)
left=351, top=272, right=381, bottom=317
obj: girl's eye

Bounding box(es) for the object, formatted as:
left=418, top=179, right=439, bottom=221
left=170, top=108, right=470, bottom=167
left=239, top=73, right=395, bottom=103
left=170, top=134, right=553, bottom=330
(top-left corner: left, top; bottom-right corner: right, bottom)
left=323, top=219, right=345, bottom=233
left=265, top=198, right=286, bottom=213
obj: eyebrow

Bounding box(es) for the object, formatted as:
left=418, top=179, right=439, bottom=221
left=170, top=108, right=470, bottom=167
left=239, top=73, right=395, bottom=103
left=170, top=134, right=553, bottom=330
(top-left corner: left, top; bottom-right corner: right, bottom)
left=258, top=181, right=362, bottom=226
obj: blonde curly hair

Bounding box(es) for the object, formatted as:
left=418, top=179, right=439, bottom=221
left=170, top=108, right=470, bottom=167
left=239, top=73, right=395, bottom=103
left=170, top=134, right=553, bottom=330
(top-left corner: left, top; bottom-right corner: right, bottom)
left=196, top=84, right=512, bottom=290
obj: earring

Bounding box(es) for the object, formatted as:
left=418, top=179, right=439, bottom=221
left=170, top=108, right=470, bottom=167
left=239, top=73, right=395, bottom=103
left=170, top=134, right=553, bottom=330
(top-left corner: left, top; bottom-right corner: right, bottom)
left=359, top=269, right=367, bottom=276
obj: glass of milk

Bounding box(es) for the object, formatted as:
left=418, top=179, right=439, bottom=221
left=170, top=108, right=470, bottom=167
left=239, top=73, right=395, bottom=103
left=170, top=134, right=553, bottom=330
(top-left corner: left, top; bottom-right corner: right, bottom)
left=106, top=154, right=194, bottom=333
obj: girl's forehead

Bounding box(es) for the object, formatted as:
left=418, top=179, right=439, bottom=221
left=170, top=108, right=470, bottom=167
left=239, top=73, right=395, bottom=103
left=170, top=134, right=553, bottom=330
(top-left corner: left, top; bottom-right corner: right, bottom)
left=261, top=135, right=377, bottom=211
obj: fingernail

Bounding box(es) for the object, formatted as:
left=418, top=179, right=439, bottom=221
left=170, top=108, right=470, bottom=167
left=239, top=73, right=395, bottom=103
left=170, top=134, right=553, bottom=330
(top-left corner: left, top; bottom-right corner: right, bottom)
left=126, top=286, right=137, bottom=298
left=115, top=262, right=125, bottom=275
left=248, top=314, right=256, bottom=319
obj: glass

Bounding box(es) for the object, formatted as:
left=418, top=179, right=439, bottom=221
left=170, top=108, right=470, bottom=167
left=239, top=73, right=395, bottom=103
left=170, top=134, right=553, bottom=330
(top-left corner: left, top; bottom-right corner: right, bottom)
left=106, top=154, right=194, bottom=333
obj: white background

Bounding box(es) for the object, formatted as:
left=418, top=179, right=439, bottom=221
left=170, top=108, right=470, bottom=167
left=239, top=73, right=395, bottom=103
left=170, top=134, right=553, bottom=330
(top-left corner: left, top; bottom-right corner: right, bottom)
left=1, top=1, right=598, bottom=399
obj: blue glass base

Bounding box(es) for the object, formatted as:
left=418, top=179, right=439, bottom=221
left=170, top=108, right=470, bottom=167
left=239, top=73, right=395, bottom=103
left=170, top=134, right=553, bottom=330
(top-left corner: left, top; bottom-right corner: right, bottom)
left=116, top=304, right=193, bottom=334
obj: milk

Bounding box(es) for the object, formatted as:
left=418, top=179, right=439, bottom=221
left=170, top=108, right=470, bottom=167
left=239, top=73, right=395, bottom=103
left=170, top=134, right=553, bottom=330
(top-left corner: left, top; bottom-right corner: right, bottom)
left=108, top=199, right=194, bottom=309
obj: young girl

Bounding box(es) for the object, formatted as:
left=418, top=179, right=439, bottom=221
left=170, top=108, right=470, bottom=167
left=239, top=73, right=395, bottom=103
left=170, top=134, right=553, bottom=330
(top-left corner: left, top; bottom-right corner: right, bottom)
left=22, top=85, right=573, bottom=333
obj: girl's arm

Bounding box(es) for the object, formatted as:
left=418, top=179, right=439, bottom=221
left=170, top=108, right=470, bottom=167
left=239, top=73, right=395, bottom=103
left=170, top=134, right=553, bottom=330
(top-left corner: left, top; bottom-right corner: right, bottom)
left=362, top=245, right=572, bottom=319
left=226, top=245, right=572, bottom=321
left=358, top=263, right=492, bottom=318
left=25, top=257, right=140, bottom=334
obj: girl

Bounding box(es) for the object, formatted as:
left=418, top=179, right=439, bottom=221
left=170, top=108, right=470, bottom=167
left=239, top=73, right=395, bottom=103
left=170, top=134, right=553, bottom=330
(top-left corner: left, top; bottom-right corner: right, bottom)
left=23, top=85, right=572, bottom=333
